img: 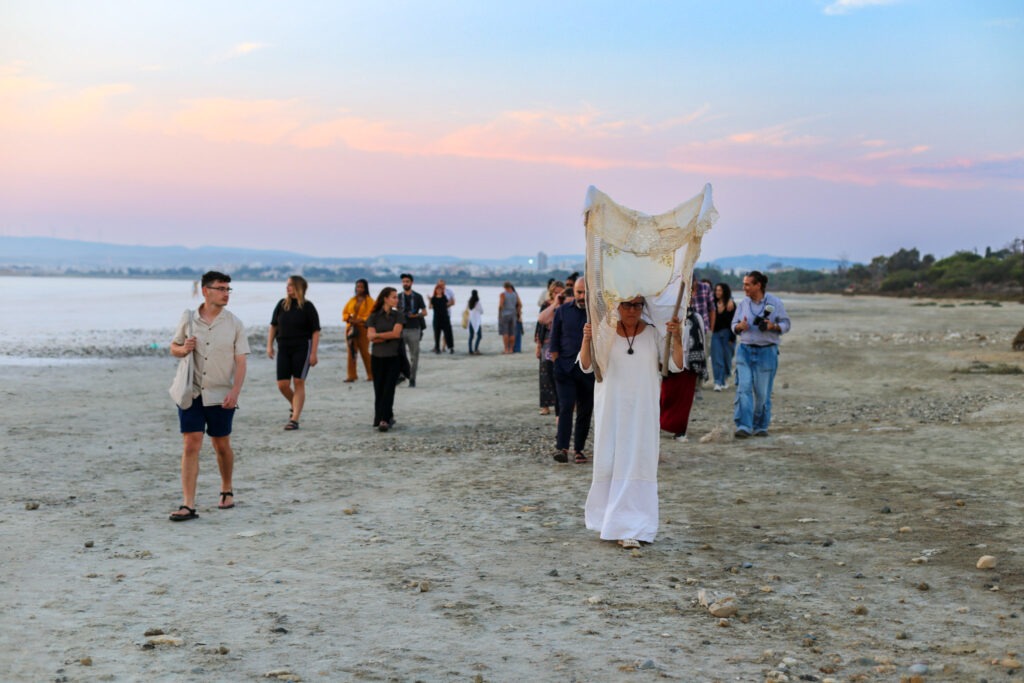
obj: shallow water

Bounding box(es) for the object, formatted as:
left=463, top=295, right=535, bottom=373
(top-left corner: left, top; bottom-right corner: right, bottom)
left=0, top=276, right=546, bottom=357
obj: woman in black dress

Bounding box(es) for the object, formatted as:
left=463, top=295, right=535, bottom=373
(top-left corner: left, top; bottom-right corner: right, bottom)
left=267, top=275, right=321, bottom=430
left=429, top=283, right=453, bottom=353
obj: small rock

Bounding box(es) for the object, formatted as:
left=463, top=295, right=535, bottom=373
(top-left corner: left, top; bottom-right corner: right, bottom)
left=916, top=582, right=930, bottom=591
left=586, top=595, right=602, bottom=605
left=717, top=618, right=730, bottom=627
left=547, top=569, right=559, bottom=577
left=895, top=631, right=909, bottom=640
left=418, top=580, right=430, bottom=592
left=899, top=526, right=912, bottom=533
left=999, top=657, right=1022, bottom=670
left=143, top=628, right=164, bottom=636
left=955, top=499, right=965, bottom=507
left=80, top=657, right=92, bottom=666
left=264, top=670, right=301, bottom=681
left=341, top=508, right=356, bottom=515
left=908, top=663, right=929, bottom=675
left=976, top=555, right=997, bottom=569
left=910, top=556, right=928, bottom=564
left=25, top=501, right=40, bottom=510
left=84, top=541, right=94, bottom=548
left=147, top=635, right=184, bottom=647
left=708, top=597, right=739, bottom=618
left=638, top=659, right=657, bottom=670
left=852, top=605, right=868, bottom=615
left=880, top=506, right=892, bottom=514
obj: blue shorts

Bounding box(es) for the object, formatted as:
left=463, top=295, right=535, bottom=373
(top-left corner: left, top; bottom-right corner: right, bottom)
left=178, top=394, right=235, bottom=437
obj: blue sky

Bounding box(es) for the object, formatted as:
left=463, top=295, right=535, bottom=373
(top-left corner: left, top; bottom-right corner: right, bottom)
left=1, top=0, right=1021, bottom=262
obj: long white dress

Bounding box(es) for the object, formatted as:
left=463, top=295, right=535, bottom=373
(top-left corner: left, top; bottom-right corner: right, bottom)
left=582, top=326, right=669, bottom=543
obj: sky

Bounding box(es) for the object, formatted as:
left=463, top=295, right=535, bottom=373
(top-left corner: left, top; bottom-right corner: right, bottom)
left=1, top=0, right=1022, bottom=264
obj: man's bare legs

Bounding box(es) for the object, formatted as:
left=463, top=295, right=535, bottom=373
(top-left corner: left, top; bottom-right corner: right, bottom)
left=170, top=431, right=204, bottom=518
left=211, top=435, right=234, bottom=508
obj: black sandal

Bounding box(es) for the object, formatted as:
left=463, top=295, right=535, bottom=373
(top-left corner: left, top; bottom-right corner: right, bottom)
left=169, top=505, right=198, bottom=522
left=553, top=449, right=569, bottom=463
left=218, top=491, right=235, bottom=509
left=284, top=420, right=299, bottom=430
left=574, top=452, right=589, bottom=464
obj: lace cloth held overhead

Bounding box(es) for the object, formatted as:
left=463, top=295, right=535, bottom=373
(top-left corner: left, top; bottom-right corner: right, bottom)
left=583, top=184, right=719, bottom=380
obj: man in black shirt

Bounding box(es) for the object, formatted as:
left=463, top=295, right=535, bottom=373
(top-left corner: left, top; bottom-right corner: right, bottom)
left=547, top=278, right=595, bottom=463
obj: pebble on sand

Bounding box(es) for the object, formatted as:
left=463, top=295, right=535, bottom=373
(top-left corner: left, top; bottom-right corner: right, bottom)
left=146, top=635, right=184, bottom=647
left=976, top=555, right=997, bottom=569
left=696, top=589, right=740, bottom=618
left=79, top=657, right=92, bottom=666
left=25, top=501, right=40, bottom=510
left=264, top=670, right=301, bottom=681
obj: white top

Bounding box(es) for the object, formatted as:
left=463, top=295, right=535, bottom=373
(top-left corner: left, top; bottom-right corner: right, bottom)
left=468, top=301, right=484, bottom=328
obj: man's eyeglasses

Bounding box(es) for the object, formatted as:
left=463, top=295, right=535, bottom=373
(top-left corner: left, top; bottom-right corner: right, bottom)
left=619, top=301, right=644, bottom=310
left=206, top=286, right=233, bottom=292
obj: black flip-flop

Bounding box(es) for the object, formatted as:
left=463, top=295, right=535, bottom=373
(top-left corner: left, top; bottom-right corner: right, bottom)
left=284, top=419, right=299, bottom=430
left=218, top=491, right=235, bottom=509
left=169, top=505, right=198, bottom=522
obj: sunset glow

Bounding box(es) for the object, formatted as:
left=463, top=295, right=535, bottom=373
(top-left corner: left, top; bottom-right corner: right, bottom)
left=1, top=1, right=1021, bottom=262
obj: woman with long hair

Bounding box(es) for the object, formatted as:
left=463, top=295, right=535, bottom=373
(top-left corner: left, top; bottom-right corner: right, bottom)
left=711, top=282, right=736, bottom=391
left=343, top=278, right=374, bottom=382
left=267, top=275, right=321, bottom=430
left=429, top=282, right=453, bottom=354
left=466, top=289, right=484, bottom=354
left=366, top=287, right=406, bottom=432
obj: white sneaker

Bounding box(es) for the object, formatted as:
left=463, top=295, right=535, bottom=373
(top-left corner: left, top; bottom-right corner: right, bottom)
left=713, top=384, right=723, bottom=392
left=674, top=433, right=688, bottom=443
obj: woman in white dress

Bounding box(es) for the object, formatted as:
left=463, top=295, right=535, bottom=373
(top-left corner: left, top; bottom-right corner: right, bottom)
left=579, top=296, right=684, bottom=549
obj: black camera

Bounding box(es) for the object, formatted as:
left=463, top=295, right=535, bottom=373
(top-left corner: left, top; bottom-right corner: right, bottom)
left=753, top=304, right=775, bottom=331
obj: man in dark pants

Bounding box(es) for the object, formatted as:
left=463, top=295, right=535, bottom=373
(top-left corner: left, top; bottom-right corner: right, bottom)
left=397, top=273, right=427, bottom=387
left=548, top=277, right=595, bottom=464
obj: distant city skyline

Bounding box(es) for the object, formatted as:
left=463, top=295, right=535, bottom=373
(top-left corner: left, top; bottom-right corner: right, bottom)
left=2, top=2, right=1022, bottom=263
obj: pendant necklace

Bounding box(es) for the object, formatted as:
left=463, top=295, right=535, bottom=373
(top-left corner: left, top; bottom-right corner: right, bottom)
left=620, top=322, right=639, bottom=355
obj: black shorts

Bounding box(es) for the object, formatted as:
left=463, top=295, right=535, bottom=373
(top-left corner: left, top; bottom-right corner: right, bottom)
left=277, top=340, right=312, bottom=381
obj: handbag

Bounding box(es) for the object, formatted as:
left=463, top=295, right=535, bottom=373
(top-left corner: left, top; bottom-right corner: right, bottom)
left=461, top=308, right=470, bottom=329
left=168, top=309, right=195, bottom=409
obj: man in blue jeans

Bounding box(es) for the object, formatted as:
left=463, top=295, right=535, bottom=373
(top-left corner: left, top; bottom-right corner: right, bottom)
left=548, top=277, right=595, bottom=464
left=731, top=271, right=791, bottom=438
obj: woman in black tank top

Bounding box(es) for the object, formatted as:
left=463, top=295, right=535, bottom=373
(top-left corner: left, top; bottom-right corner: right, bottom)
left=710, top=283, right=736, bottom=391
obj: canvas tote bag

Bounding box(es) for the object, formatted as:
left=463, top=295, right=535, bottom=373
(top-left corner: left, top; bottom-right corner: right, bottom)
left=168, top=309, right=195, bottom=409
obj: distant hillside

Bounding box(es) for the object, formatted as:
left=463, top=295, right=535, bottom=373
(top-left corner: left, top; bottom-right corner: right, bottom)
left=708, top=254, right=844, bottom=273
left=0, top=237, right=844, bottom=275
left=0, top=237, right=583, bottom=271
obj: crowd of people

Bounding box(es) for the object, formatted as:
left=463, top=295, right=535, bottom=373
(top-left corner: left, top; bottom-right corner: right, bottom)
left=168, top=269, right=791, bottom=553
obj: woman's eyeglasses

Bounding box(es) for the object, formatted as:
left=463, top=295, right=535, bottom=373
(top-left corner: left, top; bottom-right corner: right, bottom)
left=619, top=301, right=644, bottom=310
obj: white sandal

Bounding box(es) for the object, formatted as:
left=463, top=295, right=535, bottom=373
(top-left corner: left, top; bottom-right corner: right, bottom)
left=617, top=539, right=641, bottom=549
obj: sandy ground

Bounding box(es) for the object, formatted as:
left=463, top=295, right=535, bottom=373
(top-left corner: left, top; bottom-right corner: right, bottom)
left=1, top=294, right=1022, bottom=682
